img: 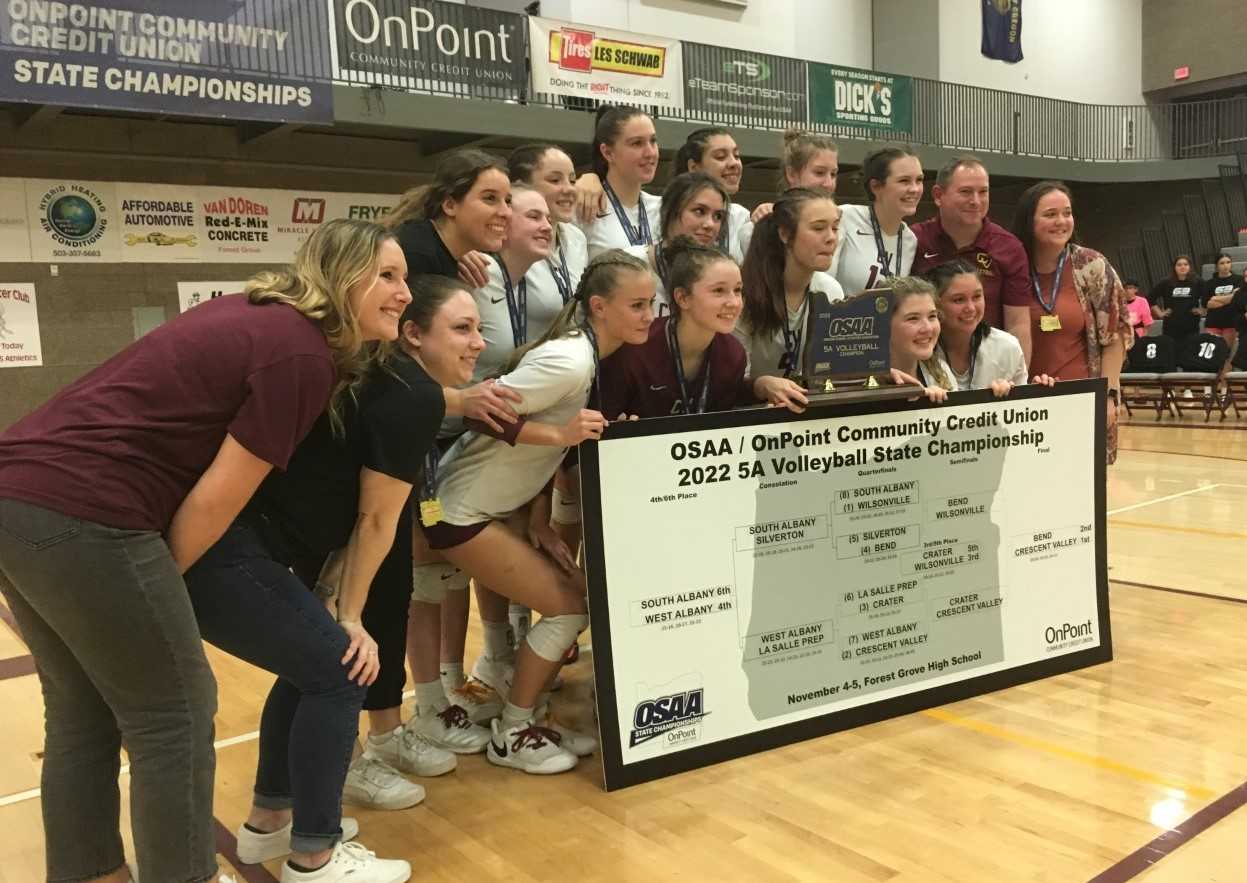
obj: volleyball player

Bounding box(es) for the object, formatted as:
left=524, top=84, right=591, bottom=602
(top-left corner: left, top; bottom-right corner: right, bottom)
left=423, top=250, right=655, bottom=774
left=734, top=187, right=843, bottom=410
left=739, top=130, right=840, bottom=255
left=832, top=146, right=923, bottom=295
left=888, top=276, right=952, bottom=401
left=578, top=106, right=662, bottom=258
left=625, top=172, right=729, bottom=318
left=509, top=143, right=589, bottom=306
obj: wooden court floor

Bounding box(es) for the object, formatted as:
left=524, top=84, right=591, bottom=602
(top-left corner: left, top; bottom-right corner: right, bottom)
left=1, top=420, right=1245, bottom=882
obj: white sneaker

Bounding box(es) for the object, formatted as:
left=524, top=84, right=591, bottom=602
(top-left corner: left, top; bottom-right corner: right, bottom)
left=280, top=841, right=410, bottom=883
left=408, top=704, right=490, bottom=754
left=237, top=817, right=359, bottom=865
left=487, top=719, right=578, bottom=775
left=446, top=678, right=504, bottom=724
left=470, top=655, right=515, bottom=700
left=365, top=725, right=456, bottom=777
left=128, top=865, right=236, bottom=882
left=548, top=719, right=598, bottom=757
left=342, top=755, right=426, bottom=810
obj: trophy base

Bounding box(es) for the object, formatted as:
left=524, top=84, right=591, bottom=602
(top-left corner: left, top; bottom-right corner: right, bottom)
left=804, top=380, right=919, bottom=406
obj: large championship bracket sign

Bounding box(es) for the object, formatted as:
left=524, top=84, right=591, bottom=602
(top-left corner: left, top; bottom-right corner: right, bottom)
left=581, top=380, right=1111, bottom=790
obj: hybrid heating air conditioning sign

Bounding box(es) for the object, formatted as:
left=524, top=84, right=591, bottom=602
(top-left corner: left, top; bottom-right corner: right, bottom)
left=328, top=0, right=527, bottom=98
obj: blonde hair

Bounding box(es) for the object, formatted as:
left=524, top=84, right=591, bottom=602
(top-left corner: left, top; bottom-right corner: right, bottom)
left=890, top=276, right=953, bottom=392
left=780, top=129, right=838, bottom=189
left=246, top=217, right=394, bottom=430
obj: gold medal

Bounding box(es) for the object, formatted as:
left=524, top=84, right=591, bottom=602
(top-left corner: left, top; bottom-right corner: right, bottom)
left=419, top=498, right=443, bottom=527
left=1039, top=314, right=1062, bottom=332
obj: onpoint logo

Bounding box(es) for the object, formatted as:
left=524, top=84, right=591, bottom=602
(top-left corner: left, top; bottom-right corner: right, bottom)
left=1044, top=619, right=1094, bottom=646
left=629, top=687, right=707, bottom=747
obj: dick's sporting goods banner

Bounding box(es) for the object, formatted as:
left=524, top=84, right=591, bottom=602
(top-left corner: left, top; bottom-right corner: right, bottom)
left=809, top=62, right=913, bottom=134
left=682, top=42, right=806, bottom=125
left=581, top=381, right=1110, bottom=790
left=0, top=177, right=395, bottom=264
left=328, top=0, right=527, bottom=98
left=0, top=0, right=334, bottom=122
left=528, top=16, right=683, bottom=110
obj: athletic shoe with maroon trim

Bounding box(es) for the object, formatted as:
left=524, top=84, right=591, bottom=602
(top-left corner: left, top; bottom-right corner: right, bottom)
left=408, top=704, right=490, bottom=754
left=487, top=719, right=577, bottom=774
left=470, top=655, right=514, bottom=700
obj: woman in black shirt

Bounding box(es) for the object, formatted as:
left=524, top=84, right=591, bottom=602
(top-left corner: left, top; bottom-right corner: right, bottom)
left=1150, top=254, right=1202, bottom=342
left=1203, top=253, right=1241, bottom=350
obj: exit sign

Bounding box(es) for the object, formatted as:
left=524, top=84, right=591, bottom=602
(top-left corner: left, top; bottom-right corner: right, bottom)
left=1174, top=66, right=1190, bottom=80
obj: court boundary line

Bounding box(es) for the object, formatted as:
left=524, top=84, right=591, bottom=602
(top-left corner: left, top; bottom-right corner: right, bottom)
left=1106, top=484, right=1221, bottom=516
left=1112, top=579, right=1247, bottom=607
left=1087, top=779, right=1247, bottom=883
left=1120, top=447, right=1247, bottom=463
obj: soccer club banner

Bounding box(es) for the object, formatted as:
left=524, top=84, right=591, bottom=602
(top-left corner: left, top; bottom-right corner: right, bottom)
left=809, top=63, right=913, bottom=134
left=0, top=283, right=43, bottom=367
left=682, top=42, right=806, bottom=125
left=328, top=0, right=527, bottom=98
left=0, top=1, right=334, bottom=123
left=981, top=0, right=1023, bottom=63
left=580, top=381, right=1111, bottom=790
left=529, top=16, right=683, bottom=110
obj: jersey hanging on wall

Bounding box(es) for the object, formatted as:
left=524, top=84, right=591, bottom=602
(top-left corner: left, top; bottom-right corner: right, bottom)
left=981, top=0, right=1023, bottom=63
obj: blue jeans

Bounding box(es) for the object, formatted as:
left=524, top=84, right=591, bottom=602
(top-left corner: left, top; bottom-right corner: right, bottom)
left=0, top=498, right=218, bottom=883
left=185, top=520, right=366, bottom=854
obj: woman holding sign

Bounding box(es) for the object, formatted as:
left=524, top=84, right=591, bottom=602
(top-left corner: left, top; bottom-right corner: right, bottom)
left=887, top=276, right=953, bottom=402
left=1010, top=181, right=1128, bottom=463
left=577, top=106, right=663, bottom=259
left=735, top=187, right=844, bottom=411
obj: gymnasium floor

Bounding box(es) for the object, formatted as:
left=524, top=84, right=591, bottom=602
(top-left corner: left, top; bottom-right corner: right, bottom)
left=1, top=420, right=1244, bottom=882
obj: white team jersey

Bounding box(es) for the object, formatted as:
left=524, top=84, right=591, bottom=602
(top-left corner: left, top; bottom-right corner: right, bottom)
left=527, top=222, right=588, bottom=305
left=437, top=333, right=596, bottom=524
left=472, top=259, right=567, bottom=382
left=580, top=191, right=662, bottom=259
left=832, top=203, right=917, bottom=296
left=935, top=328, right=1027, bottom=391
left=733, top=271, right=845, bottom=379
left=723, top=202, right=751, bottom=263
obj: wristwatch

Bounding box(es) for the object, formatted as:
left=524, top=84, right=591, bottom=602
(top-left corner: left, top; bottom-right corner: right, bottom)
left=313, top=580, right=338, bottom=601
left=1107, top=388, right=1120, bottom=405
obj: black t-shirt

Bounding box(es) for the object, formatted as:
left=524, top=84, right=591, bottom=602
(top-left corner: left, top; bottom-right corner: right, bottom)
left=395, top=218, right=460, bottom=280
left=1126, top=335, right=1176, bottom=372
left=1176, top=333, right=1230, bottom=373
left=253, top=353, right=446, bottom=560
left=1150, top=278, right=1202, bottom=337
left=1202, top=275, right=1241, bottom=328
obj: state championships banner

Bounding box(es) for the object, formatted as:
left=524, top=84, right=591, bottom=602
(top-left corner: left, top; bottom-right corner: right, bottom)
left=528, top=16, right=683, bottom=110
left=581, top=381, right=1111, bottom=790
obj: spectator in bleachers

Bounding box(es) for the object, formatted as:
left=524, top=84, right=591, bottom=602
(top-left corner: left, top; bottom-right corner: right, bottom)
left=1123, top=279, right=1153, bottom=340
left=1011, top=181, right=1129, bottom=464
left=1149, top=255, right=1202, bottom=343
left=911, top=157, right=1032, bottom=353
left=1202, top=253, right=1241, bottom=352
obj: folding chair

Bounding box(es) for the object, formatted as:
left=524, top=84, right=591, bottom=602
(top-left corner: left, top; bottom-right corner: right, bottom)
left=1163, top=333, right=1231, bottom=421
left=1120, top=336, right=1176, bottom=420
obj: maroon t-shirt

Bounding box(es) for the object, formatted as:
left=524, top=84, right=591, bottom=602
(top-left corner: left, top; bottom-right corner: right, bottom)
left=910, top=216, right=1031, bottom=329
left=599, top=317, right=753, bottom=417
left=0, top=295, right=336, bottom=532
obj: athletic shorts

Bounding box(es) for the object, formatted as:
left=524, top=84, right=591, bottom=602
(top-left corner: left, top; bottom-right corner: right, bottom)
left=422, top=519, right=490, bottom=550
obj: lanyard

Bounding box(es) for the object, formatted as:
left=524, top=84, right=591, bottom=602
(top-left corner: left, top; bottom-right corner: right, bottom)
left=717, top=200, right=732, bottom=253
left=420, top=447, right=440, bottom=501
left=495, top=256, right=527, bottom=347
left=780, top=289, right=811, bottom=376
left=1030, top=248, right=1068, bottom=315
left=666, top=317, right=711, bottom=415
left=549, top=241, right=572, bottom=305
left=869, top=205, right=903, bottom=280
left=603, top=180, right=651, bottom=246
left=579, top=320, right=603, bottom=409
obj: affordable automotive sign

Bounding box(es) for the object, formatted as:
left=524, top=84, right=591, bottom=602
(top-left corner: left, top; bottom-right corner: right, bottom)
left=683, top=42, right=806, bottom=123
left=0, top=0, right=333, bottom=123
left=809, top=63, right=913, bottom=134
left=528, top=16, right=682, bottom=110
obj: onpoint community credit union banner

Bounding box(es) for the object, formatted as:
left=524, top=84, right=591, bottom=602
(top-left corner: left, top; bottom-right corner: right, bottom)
left=581, top=382, right=1110, bottom=789
left=809, top=62, right=913, bottom=133
left=328, top=0, right=527, bottom=98
left=0, top=0, right=334, bottom=122
left=0, top=283, right=42, bottom=367
left=528, top=16, right=682, bottom=110
left=1, top=177, right=395, bottom=264
left=683, top=42, right=806, bottom=125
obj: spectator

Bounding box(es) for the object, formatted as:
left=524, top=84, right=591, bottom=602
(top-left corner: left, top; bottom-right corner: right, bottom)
left=1123, top=279, right=1153, bottom=340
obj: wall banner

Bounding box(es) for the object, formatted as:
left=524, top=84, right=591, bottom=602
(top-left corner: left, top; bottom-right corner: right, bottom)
left=177, top=280, right=248, bottom=313
left=26, top=179, right=122, bottom=262
left=0, top=1, right=334, bottom=123
left=328, top=0, right=527, bottom=98
left=0, top=283, right=42, bottom=367
left=581, top=381, right=1111, bottom=790
left=682, top=42, right=806, bottom=125
left=528, top=16, right=683, bottom=110
left=809, top=63, right=914, bottom=133
left=0, top=179, right=31, bottom=262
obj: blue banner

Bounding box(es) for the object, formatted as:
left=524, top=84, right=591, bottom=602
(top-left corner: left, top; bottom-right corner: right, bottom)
left=0, top=1, right=334, bottom=123
left=981, top=0, right=1023, bottom=64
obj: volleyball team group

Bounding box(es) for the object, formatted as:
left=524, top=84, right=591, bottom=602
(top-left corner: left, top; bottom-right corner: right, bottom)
left=0, top=105, right=1131, bottom=883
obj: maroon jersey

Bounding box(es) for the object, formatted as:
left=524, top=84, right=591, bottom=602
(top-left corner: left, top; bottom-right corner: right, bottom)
left=599, top=317, right=753, bottom=417
left=910, top=216, right=1030, bottom=329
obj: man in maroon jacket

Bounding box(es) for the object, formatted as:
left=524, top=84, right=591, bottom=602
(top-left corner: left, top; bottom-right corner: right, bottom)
left=911, top=155, right=1034, bottom=365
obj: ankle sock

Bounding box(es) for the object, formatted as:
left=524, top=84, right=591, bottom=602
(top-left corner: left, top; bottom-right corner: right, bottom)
left=500, top=701, right=534, bottom=732
left=414, top=679, right=450, bottom=716
left=440, top=662, right=465, bottom=689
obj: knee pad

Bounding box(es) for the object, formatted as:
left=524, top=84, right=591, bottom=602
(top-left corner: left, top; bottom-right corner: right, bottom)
left=525, top=611, right=589, bottom=662
left=551, top=485, right=581, bottom=525
left=411, top=562, right=469, bottom=604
